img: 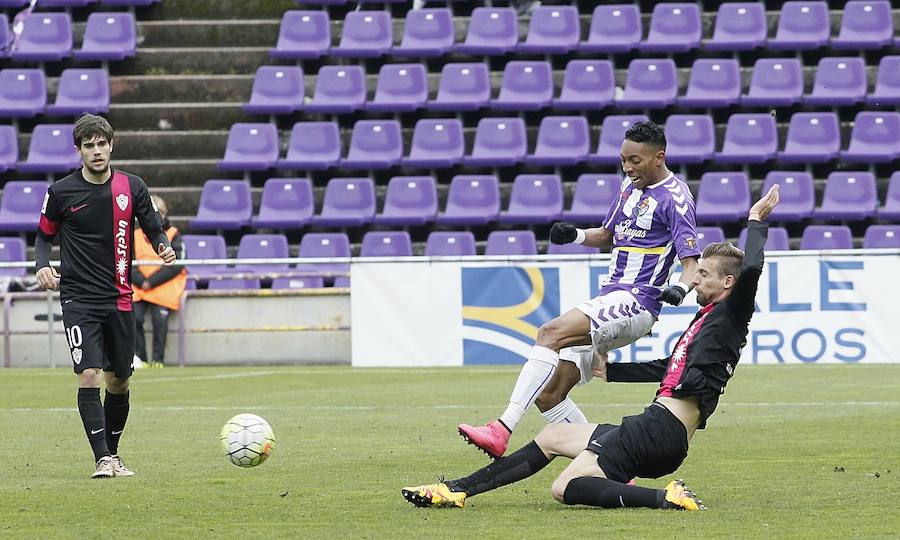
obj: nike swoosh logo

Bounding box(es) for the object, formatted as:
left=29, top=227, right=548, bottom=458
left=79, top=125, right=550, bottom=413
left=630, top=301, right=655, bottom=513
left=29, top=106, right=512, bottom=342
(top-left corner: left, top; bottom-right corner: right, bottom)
left=111, top=430, right=123, bottom=435
left=590, top=439, right=602, bottom=447
left=70, top=203, right=89, bottom=213
left=90, top=428, right=103, bottom=435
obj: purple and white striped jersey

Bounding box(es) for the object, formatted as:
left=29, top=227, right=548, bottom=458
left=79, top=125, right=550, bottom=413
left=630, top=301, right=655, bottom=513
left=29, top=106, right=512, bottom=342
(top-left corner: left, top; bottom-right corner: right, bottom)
left=600, top=172, right=700, bottom=317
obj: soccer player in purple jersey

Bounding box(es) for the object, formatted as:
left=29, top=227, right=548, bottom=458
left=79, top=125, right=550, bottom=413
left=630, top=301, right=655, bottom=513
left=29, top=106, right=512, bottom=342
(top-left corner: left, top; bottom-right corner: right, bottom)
left=35, top=114, right=176, bottom=478
left=459, top=121, right=701, bottom=459
left=403, top=186, right=780, bottom=511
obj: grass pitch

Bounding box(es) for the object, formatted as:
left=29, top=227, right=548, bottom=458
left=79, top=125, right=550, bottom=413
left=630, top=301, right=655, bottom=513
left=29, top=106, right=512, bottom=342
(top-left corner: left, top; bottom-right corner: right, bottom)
left=1, top=365, right=898, bottom=539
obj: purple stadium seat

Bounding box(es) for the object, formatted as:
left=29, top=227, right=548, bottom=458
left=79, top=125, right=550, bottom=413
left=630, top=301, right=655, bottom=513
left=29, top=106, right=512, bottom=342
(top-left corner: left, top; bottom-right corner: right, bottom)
left=332, top=11, right=392, bottom=58
left=552, top=60, right=615, bottom=110
left=279, top=121, right=341, bottom=171
left=738, top=226, right=791, bottom=252
left=491, top=61, right=553, bottom=111
left=768, top=1, right=829, bottom=50
left=877, top=172, right=900, bottom=220
left=705, top=2, right=767, bottom=51
left=665, top=114, right=715, bottom=164
left=715, top=114, right=777, bottom=164
left=100, top=0, right=158, bottom=5
left=869, top=56, right=900, bottom=106
left=0, top=15, right=10, bottom=60
left=45, top=69, right=109, bottom=116
left=270, top=11, right=330, bottom=60
left=616, top=59, right=678, bottom=109
left=313, top=177, right=375, bottom=227
left=804, top=57, right=867, bottom=106
left=244, top=66, right=304, bottom=115
left=191, top=180, right=252, bottom=231
left=863, top=225, right=900, bottom=249
left=360, top=231, right=413, bottom=257
left=367, top=64, right=428, bottom=112
left=813, top=172, right=877, bottom=221
left=0, top=1, right=27, bottom=6
left=695, top=227, right=725, bottom=251
left=547, top=242, right=599, bottom=255
left=741, top=58, right=803, bottom=106
left=696, top=172, right=751, bottom=224
left=0, top=237, right=27, bottom=277
left=74, top=12, right=135, bottom=61
left=526, top=116, right=589, bottom=166
left=840, top=112, right=900, bottom=163
left=36, top=0, right=94, bottom=5
left=517, top=5, right=579, bottom=54
left=563, top=173, right=620, bottom=223
left=403, top=119, right=463, bottom=168
left=464, top=117, right=527, bottom=167
left=181, top=235, right=228, bottom=285
left=800, top=226, right=853, bottom=250
left=209, top=234, right=290, bottom=290
left=218, top=123, right=279, bottom=171
left=271, top=276, right=325, bottom=290
left=252, top=178, right=313, bottom=230
left=374, top=175, right=437, bottom=226
left=580, top=4, right=641, bottom=53
left=305, top=66, right=366, bottom=113
left=341, top=120, right=402, bottom=170
left=428, top=63, right=490, bottom=111
left=830, top=0, right=893, bottom=50
left=678, top=59, right=741, bottom=108
left=436, top=175, right=500, bottom=226
left=456, top=7, right=518, bottom=55
left=10, top=12, right=72, bottom=62
left=485, top=231, right=537, bottom=256
left=640, top=3, right=701, bottom=53
left=0, top=68, right=46, bottom=118
left=0, top=181, right=47, bottom=232
left=761, top=172, right=815, bottom=222
left=778, top=112, right=840, bottom=163
left=0, top=126, right=17, bottom=172
left=499, top=174, right=563, bottom=225
left=425, top=231, right=476, bottom=257
left=18, top=124, right=80, bottom=173
left=294, top=232, right=350, bottom=279
left=393, top=8, right=454, bottom=57
left=588, top=115, right=648, bottom=165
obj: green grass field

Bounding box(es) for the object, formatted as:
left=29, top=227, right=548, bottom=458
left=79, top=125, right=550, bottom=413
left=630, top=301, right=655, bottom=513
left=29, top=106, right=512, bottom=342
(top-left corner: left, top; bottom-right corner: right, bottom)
left=1, top=365, right=898, bottom=539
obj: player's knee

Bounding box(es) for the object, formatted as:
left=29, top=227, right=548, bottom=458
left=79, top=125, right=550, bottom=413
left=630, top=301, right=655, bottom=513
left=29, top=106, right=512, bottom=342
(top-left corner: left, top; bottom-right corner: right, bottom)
left=550, top=476, right=571, bottom=503
left=535, top=388, right=564, bottom=412
left=106, top=376, right=130, bottom=394
left=77, top=369, right=102, bottom=388
left=535, top=319, right=567, bottom=349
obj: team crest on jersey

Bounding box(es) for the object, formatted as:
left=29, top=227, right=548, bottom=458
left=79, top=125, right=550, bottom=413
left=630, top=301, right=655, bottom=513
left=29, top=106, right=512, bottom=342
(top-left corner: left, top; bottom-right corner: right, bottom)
left=72, top=347, right=82, bottom=364
left=685, top=237, right=698, bottom=250
left=116, top=193, right=129, bottom=212
left=636, top=198, right=651, bottom=217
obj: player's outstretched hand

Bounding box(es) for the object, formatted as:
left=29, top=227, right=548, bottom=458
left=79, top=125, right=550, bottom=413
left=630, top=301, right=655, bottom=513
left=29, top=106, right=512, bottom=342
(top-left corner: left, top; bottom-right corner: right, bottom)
left=549, top=222, right=578, bottom=244
left=36, top=266, right=60, bottom=291
left=749, top=184, right=780, bottom=222
left=158, top=243, right=176, bottom=264
left=660, top=283, right=688, bottom=306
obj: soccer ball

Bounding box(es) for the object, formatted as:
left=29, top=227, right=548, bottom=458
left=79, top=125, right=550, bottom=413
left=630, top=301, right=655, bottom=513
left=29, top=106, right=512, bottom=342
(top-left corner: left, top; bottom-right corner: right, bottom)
left=220, top=413, right=276, bottom=468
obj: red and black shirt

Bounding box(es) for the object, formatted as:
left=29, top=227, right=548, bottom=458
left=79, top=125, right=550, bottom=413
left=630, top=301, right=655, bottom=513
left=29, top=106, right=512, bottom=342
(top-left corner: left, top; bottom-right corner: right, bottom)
left=35, top=169, right=169, bottom=311
left=606, top=220, right=768, bottom=429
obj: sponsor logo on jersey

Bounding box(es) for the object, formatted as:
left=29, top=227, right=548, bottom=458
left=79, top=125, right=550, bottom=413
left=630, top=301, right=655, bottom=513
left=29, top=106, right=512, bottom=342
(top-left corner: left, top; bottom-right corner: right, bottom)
left=614, top=219, right=648, bottom=241
left=70, top=203, right=88, bottom=213
left=115, top=219, right=129, bottom=286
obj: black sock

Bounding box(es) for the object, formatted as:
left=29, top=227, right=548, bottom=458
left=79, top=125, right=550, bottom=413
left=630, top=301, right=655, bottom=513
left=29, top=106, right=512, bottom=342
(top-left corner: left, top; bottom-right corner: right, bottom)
left=563, top=477, right=665, bottom=509
left=446, top=441, right=550, bottom=496
left=78, top=388, right=110, bottom=461
left=104, top=391, right=130, bottom=455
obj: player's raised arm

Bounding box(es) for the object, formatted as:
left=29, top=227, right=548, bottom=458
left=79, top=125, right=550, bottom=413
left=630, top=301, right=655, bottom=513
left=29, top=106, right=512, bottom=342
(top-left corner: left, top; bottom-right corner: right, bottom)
left=725, top=185, right=780, bottom=319
left=549, top=222, right=612, bottom=249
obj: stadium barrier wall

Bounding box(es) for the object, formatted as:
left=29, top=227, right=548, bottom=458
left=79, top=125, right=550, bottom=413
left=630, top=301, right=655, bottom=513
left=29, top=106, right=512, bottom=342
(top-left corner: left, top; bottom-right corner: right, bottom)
left=351, top=251, right=899, bottom=367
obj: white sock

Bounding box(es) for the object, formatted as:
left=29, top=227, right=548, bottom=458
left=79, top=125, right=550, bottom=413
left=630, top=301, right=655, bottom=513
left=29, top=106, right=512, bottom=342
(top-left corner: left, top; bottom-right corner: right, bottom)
left=540, top=397, right=588, bottom=424
left=499, top=345, right=558, bottom=432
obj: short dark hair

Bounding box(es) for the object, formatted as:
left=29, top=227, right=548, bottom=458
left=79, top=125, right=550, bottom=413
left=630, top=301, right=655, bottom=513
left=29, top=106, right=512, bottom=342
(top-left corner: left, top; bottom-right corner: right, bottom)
left=624, top=120, right=666, bottom=151
left=73, top=114, right=114, bottom=147
left=701, top=242, right=744, bottom=279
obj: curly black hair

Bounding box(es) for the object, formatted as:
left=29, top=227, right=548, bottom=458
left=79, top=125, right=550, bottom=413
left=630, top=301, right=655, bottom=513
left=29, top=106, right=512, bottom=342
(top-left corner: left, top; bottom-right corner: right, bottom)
left=624, top=120, right=666, bottom=151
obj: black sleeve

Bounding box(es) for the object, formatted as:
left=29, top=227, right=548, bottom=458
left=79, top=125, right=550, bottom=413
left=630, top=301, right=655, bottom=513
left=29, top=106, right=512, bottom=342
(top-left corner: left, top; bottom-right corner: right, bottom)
left=35, top=186, right=61, bottom=269
left=132, top=177, right=169, bottom=249
left=606, top=358, right=669, bottom=383
left=131, top=266, right=146, bottom=286
left=145, top=232, right=184, bottom=288
left=725, top=220, right=768, bottom=323
left=35, top=235, right=53, bottom=270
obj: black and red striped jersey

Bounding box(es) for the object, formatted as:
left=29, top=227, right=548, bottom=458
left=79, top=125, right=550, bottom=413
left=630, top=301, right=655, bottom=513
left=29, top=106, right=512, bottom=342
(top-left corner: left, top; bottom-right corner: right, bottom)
left=606, top=220, right=768, bottom=429
left=35, top=169, right=169, bottom=311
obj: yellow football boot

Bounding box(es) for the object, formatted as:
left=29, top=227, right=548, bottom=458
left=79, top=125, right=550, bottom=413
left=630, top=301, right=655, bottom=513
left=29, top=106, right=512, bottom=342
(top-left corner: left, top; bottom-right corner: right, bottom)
left=402, top=483, right=467, bottom=508
left=664, top=479, right=706, bottom=511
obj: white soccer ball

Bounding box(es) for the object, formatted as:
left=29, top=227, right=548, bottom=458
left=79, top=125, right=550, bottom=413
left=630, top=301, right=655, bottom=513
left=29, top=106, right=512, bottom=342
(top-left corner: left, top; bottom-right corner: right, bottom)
left=220, top=413, right=276, bottom=468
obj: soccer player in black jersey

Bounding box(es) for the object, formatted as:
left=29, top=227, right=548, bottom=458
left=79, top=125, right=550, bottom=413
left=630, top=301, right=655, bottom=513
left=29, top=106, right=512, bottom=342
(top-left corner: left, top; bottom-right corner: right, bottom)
left=403, top=185, right=780, bottom=511
left=34, top=114, right=176, bottom=478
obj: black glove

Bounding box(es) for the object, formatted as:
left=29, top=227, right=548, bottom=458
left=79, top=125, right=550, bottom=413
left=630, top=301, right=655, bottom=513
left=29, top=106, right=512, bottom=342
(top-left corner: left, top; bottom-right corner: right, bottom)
left=660, top=283, right=689, bottom=306
left=550, top=222, right=578, bottom=244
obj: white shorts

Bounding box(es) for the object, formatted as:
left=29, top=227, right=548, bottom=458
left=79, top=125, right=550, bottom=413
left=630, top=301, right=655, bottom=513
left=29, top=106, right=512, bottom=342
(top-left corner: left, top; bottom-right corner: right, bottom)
left=560, top=290, right=656, bottom=385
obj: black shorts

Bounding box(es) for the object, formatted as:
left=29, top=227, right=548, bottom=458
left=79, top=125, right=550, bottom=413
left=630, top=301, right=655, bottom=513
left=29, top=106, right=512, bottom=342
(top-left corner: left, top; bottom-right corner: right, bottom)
left=62, top=307, right=135, bottom=379
left=585, top=401, right=689, bottom=483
